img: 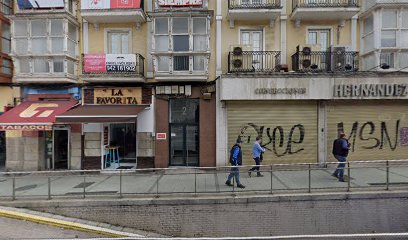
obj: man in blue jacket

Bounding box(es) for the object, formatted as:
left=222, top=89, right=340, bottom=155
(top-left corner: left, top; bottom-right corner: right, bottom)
left=249, top=136, right=265, bottom=177
left=226, top=139, right=245, bottom=189
left=332, top=133, right=351, bottom=182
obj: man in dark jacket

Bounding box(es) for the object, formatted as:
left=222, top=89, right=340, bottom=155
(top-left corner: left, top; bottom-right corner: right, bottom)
left=332, top=133, right=351, bottom=182
left=226, top=139, right=245, bottom=189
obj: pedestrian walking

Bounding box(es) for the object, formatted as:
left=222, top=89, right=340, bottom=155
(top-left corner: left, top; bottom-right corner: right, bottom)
left=248, top=136, right=265, bottom=177
left=332, top=133, right=351, bottom=182
left=226, top=139, right=245, bottom=189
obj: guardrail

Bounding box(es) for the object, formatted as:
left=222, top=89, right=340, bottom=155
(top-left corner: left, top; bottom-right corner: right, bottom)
left=228, top=0, right=281, bottom=9
left=228, top=51, right=281, bottom=73
left=292, top=0, right=359, bottom=11
left=0, top=160, right=407, bottom=201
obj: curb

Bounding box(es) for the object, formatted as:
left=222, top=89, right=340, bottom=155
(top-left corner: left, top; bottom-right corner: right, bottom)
left=0, top=207, right=143, bottom=238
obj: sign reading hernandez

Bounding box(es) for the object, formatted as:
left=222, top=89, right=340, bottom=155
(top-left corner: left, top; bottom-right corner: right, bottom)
left=93, top=88, right=142, bottom=105
left=84, top=54, right=137, bottom=73
left=255, top=88, right=307, bottom=95
left=334, top=84, right=408, bottom=98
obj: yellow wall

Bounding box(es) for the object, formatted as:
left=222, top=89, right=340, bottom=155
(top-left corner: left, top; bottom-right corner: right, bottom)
left=0, top=87, right=20, bottom=111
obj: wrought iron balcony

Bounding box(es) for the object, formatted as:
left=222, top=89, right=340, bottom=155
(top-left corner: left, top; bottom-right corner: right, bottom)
left=228, top=51, right=281, bottom=73
left=292, top=0, right=359, bottom=10
left=291, top=47, right=359, bottom=73
left=81, top=53, right=145, bottom=82
left=229, top=0, right=281, bottom=9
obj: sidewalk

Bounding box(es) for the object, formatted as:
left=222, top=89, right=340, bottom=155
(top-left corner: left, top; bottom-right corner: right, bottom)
left=0, top=164, right=407, bottom=199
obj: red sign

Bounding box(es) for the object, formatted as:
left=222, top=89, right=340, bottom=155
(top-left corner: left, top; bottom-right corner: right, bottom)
left=111, top=0, right=140, bottom=8
left=156, top=133, right=167, bottom=140
left=81, top=0, right=141, bottom=9
left=84, top=54, right=106, bottom=73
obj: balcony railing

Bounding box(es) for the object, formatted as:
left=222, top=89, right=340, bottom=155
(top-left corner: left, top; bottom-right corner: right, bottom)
left=228, top=51, right=281, bottom=73
left=291, top=48, right=359, bottom=73
left=292, top=0, right=359, bottom=11
left=82, top=53, right=144, bottom=76
left=229, top=0, right=281, bottom=9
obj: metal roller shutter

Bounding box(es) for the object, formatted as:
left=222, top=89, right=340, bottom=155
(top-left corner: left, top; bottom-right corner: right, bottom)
left=227, top=101, right=318, bottom=165
left=326, top=101, right=408, bottom=162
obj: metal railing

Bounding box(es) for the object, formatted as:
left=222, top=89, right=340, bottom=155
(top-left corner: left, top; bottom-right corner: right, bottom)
left=1, top=160, right=408, bottom=201
left=82, top=53, right=145, bottom=76
left=292, top=0, right=359, bottom=11
left=291, top=48, right=359, bottom=72
left=228, top=51, right=281, bottom=73
left=228, top=0, right=281, bottom=9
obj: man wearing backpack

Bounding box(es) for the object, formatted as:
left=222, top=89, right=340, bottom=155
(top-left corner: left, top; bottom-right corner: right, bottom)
left=332, top=132, right=351, bottom=182
left=226, top=139, right=245, bottom=189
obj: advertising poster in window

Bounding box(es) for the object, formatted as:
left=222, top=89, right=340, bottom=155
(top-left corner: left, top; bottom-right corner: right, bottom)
left=81, top=0, right=141, bottom=9
left=158, top=0, right=203, bottom=7
left=17, top=0, right=65, bottom=9
left=84, top=54, right=137, bottom=73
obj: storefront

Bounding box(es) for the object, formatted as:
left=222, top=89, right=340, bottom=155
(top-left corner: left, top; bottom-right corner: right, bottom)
left=154, top=84, right=216, bottom=168
left=56, top=87, right=154, bottom=170
left=0, top=94, right=78, bottom=171
left=218, top=75, right=408, bottom=166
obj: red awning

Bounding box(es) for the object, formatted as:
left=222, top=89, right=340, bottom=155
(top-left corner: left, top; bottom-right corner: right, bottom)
left=0, top=98, right=78, bottom=131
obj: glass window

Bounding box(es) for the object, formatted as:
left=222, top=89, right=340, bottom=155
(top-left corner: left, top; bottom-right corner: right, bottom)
left=170, top=99, right=199, bottom=124
left=403, top=10, right=408, bottom=28
left=363, top=33, right=374, bottom=53
left=157, top=56, right=169, bottom=71
left=67, top=59, right=75, bottom=74
left=173, top=56, right=189, bottom=71
left=155, top=18, right=168, bottom=34
left=380, top=52, right=395, bottom=68
left=108, top=31, right=130, bottom=54
left=399, top=52, right=408, bottom=69
left=19, top=58, right=30, bottom=73
left=52, top=38, right=64, bottom=53
left=173, top=18, right=188, bottom=34
left=68, top=39, right=76, bottom=56
left=401, top=30, right=408, bottom=48
left=2, top=24, right=10, bottom=53
left=51, top=20, right=63, bottom=36
left=68, top=22, right=77, bottom=40
left=173, top=35, right=189, bottom=51
left=193, top=18, right=206, bottom=34
left=14, top=21, right=27, bottom=37
left=193, top=56, right=205, bottom=71
left=33, top=59, right=49, bottom=73
left=32, top=38, right=47, bottom=54
left=308, top=32, right=317, bottom=45
left=15, top=39, right=28, bottom=54
left=31, top=20, right=47, bottom=37
left=382, top=10, right=397, bottom=28
left=2, top=59, right=11, bottom=75
left=193, top=35, right=206, bottom=51
left=381, top=30, right=396, bottom=47
left=53, top=59, right=64, bottom=73
left=155, top=35, right=169, bottom=52
left=363, top=15, right=374, bottom=35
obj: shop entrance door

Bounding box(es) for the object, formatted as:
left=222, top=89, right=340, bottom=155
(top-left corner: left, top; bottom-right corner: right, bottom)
left=109, top=123, right=137, bottom=169
left=169, top=99, right=199, bottom=166
left=53, top=128, right=70, bottom=170
left=0, top=131, right=5, bottom=171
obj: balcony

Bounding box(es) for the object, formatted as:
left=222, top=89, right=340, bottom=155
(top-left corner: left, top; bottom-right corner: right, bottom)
left=228, top=0, right=282, bottom=27
left=228, top=51, right=281, bottom=73
left=14, top=0, right=76, bottom=21
left=81, top=53, right=145, bottom=83
left=362, top=0, right=408, bottom=14
left=291, top=46, right=359, bottom=73
left=291, top=0, right=359, bottom=22
left=80, top=0, right=146, bottom=25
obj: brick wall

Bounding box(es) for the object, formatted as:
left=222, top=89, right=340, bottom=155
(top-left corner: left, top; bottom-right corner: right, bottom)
left=11, top=192, right=408, bottom=237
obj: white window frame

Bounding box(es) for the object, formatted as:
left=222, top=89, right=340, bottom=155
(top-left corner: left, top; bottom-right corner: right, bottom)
left=104, top=28, right=132, bottom=54
left=305, top=26, right=334, bottom=51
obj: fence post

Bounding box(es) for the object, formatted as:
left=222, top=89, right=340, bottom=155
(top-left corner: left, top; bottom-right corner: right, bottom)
left=83, top=175, right=86, bottom=199
left=270, top=165, right=273, bottom=194
left=386, top=160, right=390, bottom=191
left=155, top=171, right=160, bottom=198
left=347, top=162, right=351, bottom=192
left=12, top=176, right=15, bottom=201
left=119, top=170, right=123, bottom=198
left=194, top=168, right=197, bottom=196
left=47, top=177, right=51, bottom=200
left=232, top=167, right=235, bottom=194
left=308, top=164, right=311, bottom=193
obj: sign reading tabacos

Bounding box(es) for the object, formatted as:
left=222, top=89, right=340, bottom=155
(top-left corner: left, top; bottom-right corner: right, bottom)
left=81, top=0, right=141, bottom=9
left=158, top=0, right=203, bottom=7
left=94, top=88, right=142, bottom=105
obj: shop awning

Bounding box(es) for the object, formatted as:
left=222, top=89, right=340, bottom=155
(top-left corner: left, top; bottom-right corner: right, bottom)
left=0, top=99, right=78, bottom=131
left=55, top=105, right=148, bottom=123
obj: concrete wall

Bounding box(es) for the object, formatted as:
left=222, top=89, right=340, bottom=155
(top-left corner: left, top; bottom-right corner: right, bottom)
left=8, top=192, right=408, bottom=237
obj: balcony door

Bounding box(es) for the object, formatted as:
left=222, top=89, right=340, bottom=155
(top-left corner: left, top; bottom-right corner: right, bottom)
left=107, top=31, right=130, bottom=54
left=241, top=30, right=263, bottom=71
left=307, top=29, right=331, bottom=70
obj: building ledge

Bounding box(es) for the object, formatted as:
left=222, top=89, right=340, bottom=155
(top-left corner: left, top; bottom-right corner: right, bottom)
left=81, top=74, right=145, bottom=83
left=291, top=7, right=359, bottom=22
left=14, top=75, right=78, bottom=84
left=155, top=74, right=208, bottom=82
left=81, top=9, right=146, bottom=24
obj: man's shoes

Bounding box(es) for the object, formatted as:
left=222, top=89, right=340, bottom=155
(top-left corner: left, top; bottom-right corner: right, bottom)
left=225, top=181, right=233, bottom=187
left=257, top=173, right=264, bottom=177
left=237, top=184, right=246, bottom=189
left=332, top=173, right=338, bottom=178
left=248, top=171, right=252, bottom=177
left=338, top=178, right=345, bottom=182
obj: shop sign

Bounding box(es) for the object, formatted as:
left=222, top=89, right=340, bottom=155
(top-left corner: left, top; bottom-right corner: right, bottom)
left=0, top=125, right=52, bottom=131
left=156, top=133, right=167, bottom=140
left=156, top=85, right=192, bottom=96
left=83, top=54, right=137, bottom=73
left=81, top=0, right=141, bottom=9
left=94, top=88, right=142, bottom=105
left=255, top=88, right=307, bottom=95
left=158, top=0, right=203, bottom=7
left=334, top=84, right=408, bottom=98
left=18, top=0, right=64, bottom=9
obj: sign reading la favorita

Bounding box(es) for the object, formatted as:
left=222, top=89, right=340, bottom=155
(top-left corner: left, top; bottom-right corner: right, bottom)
left=81, top=0, right=141, bottom=9
left=84, top=54, right=137, bottom=73
left=334, top=84, right=408, bottom=98
left=93, top=88, right=143, bottom=105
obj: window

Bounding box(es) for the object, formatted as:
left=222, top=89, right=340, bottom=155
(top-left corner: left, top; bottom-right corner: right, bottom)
left=1, top=23, right=10, bottom=53
left=154, top=16, right=209, bottom=73
left=307, top=29, right=330, bottom=51
left=1, top=0, right=12, bottom=15
left=381, top=10, right=397, bottom=47
left=362, top=15, right=374, bottom=53
left=108, top=31, right=130, bottom=54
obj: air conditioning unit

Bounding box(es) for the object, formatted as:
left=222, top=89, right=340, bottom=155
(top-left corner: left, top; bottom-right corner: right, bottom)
left=297, top=45, right=322, bottom=71
left=230, top=45, right=246, bottom=72
left=329, top=45, right=354, bottom=71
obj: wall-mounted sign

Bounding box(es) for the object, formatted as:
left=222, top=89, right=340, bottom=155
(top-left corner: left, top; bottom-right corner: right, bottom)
left=81, top=0, right=141, bottom=9
left=93, top=88, right=142, bottom=105
left=156, top=85, right=192, bottom=96
left=83, top=54, right=137, bottom=73
left=334, top=84, right=408, bottom=98
left=156, top=133, right=167, bottom=140
left=255, top=88, right=307, bottom=95
left=158, top=0, right=203, bottom=7
left=0, top=125, right=52, bottom=131
left=18, top=0, right=64, bottom=9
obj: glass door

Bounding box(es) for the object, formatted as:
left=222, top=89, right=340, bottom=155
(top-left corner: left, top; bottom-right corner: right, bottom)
left=241, top=30, right=263, bottom=71
left=53, top=128, right=69, bottom=170
left=169, top=99, right=199, bottom=166
left=0, top=131, right=5, bottom=171
left=109, top=123, right=137, bottom=169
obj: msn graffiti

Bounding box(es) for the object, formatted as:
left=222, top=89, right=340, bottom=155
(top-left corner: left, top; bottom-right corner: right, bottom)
left=239, top=120, right=404, bottom=158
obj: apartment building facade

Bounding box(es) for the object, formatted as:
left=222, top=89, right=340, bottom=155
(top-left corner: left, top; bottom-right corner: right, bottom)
left=217, top=0, right=408, bottom=166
